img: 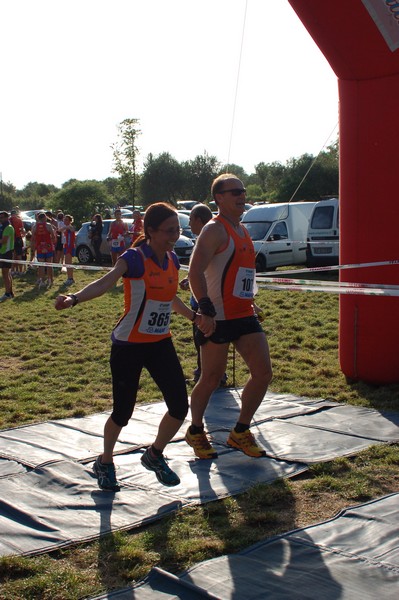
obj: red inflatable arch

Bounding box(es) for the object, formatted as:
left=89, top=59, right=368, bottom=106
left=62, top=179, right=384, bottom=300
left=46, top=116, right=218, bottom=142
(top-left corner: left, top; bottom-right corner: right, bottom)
left=289, top=0, right=399, bottom=384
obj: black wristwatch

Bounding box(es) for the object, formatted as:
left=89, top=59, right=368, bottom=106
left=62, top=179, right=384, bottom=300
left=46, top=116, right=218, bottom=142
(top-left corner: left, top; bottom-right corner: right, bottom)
left=68, top=294, right=79, bottom=307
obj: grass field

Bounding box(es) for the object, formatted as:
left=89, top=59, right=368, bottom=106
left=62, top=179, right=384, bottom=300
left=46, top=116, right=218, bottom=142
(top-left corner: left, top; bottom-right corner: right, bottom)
left=0, top=264, right=398, bottom=599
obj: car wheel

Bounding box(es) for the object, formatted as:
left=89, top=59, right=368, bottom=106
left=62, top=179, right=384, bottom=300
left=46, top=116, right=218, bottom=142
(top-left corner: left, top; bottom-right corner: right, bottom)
left=255, top=254, right=266, bottom=273
left=77, top=245, right=93, bottom=264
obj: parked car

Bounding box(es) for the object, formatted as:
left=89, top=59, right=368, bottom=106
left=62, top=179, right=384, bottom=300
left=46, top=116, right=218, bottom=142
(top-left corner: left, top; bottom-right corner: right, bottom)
left=177, top=211, right=196, bottom=239
left=306, top=198, right=339, bottom=267
left=119, top=208, right=133, bottom=217
left=241, top=202, right=316, bottom=272
left=75, top=219, right=194, bottom=265
left=177, top=200, right=200, bottom=211
left=22, top=209, right=47, bottom=220
left=122, top=205, right=144, bottom=213
left=19, top=212, right=37, bottom=231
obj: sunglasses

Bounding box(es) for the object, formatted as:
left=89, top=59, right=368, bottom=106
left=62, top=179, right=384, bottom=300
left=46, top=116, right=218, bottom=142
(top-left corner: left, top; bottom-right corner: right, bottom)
left=218, top=188, right=246, bottom=196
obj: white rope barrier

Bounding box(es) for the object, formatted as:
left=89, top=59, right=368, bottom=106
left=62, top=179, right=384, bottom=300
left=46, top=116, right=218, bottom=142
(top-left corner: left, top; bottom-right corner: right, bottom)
left=2, top=258, right=399, bottom=296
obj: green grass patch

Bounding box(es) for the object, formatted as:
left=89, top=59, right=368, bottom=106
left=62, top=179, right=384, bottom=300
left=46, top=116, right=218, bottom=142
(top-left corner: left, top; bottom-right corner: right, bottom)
left=0, top=265, right=398, bottom=598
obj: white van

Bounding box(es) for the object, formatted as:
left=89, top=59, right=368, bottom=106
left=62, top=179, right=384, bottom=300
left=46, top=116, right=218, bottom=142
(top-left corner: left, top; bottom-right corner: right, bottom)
left=241, top=201, right=316, bottom=272
left=306, top=198, right=339, bottom=267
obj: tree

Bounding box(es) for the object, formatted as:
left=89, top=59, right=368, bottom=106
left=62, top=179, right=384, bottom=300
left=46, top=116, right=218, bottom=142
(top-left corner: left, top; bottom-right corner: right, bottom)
left=141, top=152, right=185, bottom=207
left=111, top=118, right=141, bottom=208
left=51, top=180, right=110, bottom=226
left=280, top=148, right=339, bottom=201
left=101, top=177, right=126, bottom=205
left=17, top=181, right=59, bottom=198
left=182, top=152, right=220, bottom=202
left=246, top=183, right=264, bottom=204
left=255, top=161, right=286, bottom=199
left=220, top=163, right=248, bottom=182
left=0, top=180, right=16, bottom=211
left=14, top=181, right=59, bottom=211
left=254, top=139, right=339, bottom=202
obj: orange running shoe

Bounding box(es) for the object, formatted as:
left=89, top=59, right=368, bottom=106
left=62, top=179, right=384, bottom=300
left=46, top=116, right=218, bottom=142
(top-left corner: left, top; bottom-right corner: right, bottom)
left=227, top=428, right=266, bottom=457
left=185, top=428, right=218, bottom=459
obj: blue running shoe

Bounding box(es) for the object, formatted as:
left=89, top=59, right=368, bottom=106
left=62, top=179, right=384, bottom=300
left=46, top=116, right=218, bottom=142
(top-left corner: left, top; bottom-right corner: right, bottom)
left=141, top=448, right=180, bottom=486
left=93, top=456, right=120, bottom=491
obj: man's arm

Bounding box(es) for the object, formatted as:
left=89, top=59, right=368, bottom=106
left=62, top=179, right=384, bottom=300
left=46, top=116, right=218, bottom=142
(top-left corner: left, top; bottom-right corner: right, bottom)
left=188, top=220, right=226, bottom=335
left=188, top=220, right=226, bottom=302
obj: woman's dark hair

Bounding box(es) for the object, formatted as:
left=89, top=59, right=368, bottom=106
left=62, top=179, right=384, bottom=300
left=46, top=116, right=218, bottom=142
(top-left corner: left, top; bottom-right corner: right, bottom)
left=133, top=202, right=177, bottom=247
left=94, top=213, right=103, bottom=223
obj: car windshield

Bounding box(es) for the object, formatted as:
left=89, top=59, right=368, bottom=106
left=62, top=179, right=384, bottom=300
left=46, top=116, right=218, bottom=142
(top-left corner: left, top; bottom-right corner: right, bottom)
left=178, top=213, right=190, bottom=228
left=242, top=221, right=272, bottom=240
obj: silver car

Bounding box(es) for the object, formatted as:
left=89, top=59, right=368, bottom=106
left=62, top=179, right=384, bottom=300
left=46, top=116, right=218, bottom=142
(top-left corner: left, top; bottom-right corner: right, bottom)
left=75, top=219, right=194, bottom=264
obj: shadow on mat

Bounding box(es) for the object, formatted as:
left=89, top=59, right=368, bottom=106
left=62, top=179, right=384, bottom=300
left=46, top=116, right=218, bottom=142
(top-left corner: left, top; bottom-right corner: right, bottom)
left=92, top=490, right=120, bottom=590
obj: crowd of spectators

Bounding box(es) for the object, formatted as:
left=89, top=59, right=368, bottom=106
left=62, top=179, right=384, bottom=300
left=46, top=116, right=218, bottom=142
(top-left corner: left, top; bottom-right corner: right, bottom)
left=0, top=207, right=144, bottom=301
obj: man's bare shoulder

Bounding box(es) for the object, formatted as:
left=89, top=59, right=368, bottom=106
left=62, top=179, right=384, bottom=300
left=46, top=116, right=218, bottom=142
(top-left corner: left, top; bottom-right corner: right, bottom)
left=198, top=218, right=226, bottom=243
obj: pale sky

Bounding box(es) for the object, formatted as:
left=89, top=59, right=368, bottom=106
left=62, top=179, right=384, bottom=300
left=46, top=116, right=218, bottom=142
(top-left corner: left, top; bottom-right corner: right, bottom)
left=1, top=0, right=339, bottom=190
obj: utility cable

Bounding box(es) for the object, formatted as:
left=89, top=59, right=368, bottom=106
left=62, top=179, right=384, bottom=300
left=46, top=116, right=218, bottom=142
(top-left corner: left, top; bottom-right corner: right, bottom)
left=226, top=0, right=248, bottom=169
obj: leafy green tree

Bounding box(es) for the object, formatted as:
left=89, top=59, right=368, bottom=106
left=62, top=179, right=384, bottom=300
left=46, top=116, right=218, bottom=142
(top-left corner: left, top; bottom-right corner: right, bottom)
left=0, top=180, right=16, bottom=211
left=246, top=183, right=265, bottom=204
left=141, top=152, right=185, bottom=207
left=254, top=139, right=339, bottom=202
left=12, top=181, right=58, bottom=210
left=279, top=149, right=338, bottom=201
left=51, top=180, right=110, bottom=226
left=17, top=181, right=58, bottom=198
left=255, top=161, right=286, bottom=199
left=111, top=118, right=141, bottom=208
left=220, top=163, right=248, bottom=182
left=101, top=177, right=127, bottom=206
left=182, top=152, right=220, bottom=202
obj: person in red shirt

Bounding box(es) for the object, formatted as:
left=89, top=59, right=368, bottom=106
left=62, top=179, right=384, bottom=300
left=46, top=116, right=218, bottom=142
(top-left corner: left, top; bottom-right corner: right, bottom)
left=129, top=210, right=144, bottom=242
left=107, top=209, right=128, bottom=266
left=31, top=212, right=56, bottom=288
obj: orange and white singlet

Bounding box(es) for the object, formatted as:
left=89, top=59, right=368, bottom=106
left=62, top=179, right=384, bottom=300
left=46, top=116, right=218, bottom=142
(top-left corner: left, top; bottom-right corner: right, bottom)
left=205, top=215, right=256, bottom=320
left=112, top=246, right=179, bottom=344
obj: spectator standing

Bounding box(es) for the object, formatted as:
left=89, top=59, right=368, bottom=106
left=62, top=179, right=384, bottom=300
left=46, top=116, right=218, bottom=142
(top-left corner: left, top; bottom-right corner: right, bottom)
left=9, top=209, right=25, bottom=276
left=55, top=202, right=203, bottom=491
left=0, top=211, right=15, bottom=302
left=31, top=212, right=56, bottom=288
left=89, top=214, right=103, bottom=264
left=186, top=174, right=273, bottom=460
left=107, top=209, right=129, bottom=266
left=54, top=212, right=65, bottom=267
left=129, top=210, right=144, bottom=242
left=62, top=214, right=76, bottom=286
left=22, top=230, right=32, bottom=272
left=45, top=211, right=58, bottom=231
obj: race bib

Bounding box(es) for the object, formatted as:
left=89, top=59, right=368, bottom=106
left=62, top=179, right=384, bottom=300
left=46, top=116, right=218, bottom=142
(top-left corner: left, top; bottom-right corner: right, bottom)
left=111, top=239, right=120, bottom=248
left=233, top=267, right=255, bottom=299
left=138, top=300, right=172, bottom=335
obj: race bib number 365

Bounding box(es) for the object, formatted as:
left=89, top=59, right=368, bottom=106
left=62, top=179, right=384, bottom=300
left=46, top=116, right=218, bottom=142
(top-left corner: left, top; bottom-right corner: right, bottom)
left=233, top=267, right=255, bottom=299
left=139, top=300, right=172, bottom=335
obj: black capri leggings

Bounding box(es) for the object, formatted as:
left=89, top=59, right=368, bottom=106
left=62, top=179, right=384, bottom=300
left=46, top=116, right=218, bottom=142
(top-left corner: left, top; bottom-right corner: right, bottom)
left=110, top=337, right=188, bottom=427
